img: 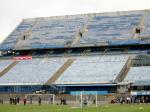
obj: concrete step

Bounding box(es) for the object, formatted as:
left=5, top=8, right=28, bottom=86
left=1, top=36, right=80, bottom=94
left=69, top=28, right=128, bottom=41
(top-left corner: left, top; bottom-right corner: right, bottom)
left=45, top=59, right=75, bottom=84
left=0, top=61, right=19, bottom=78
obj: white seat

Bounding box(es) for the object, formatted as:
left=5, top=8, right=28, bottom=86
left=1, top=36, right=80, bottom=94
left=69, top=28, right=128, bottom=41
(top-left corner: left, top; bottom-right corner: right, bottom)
left=124, top=66, right=150, bottom=82
left=0, top=58, right=67, bottom=85
left=56, top=55, right=128, bottom=84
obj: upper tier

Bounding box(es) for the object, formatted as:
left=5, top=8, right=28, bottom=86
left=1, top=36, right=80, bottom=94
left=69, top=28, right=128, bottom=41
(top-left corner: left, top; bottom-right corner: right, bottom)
left=1, top=10, right=150, bottom=51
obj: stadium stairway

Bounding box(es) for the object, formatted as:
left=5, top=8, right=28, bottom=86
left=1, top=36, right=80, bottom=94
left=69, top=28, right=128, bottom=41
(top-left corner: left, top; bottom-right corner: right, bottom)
left=70, top=30, right=83, bottom=47
left=132, top=15, right=145, bottom=39
left=0, top=61, right=19, bottom=78
left=114, top=56, right=133, bottom=82
left=25, top=19, right=37, bottom=36
left=45, top=59, right=75, bottom=85
left=70, top=15, right=92, bottom=47
left=14, top=20, right=37, bottom=49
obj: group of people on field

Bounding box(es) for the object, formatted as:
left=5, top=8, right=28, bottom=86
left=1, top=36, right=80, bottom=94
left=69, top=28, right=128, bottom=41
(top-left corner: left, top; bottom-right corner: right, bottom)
left=60, top=98, right=66, bottom=105
left=23, top=97, right=41, bottom=105
left=111, top=96, right=149, bottom=104
left=10, top=97, right=20, bottom=105
left=0, top=95, right=55, bottom=105
left=0, top=99, right=3, bottom=104
left=6, top=97, right=42, bottom=105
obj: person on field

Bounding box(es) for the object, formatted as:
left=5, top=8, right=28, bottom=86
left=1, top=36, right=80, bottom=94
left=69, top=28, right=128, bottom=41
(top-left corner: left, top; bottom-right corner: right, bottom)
left=17, top=97, right=20, bottom=104
left=23, top=98, right=27, bottom=105
left=38, top=97, right=41, bottom=105
left=30, top=97, right=32, bottom=104
left=10, top=98, right=12, bottom=104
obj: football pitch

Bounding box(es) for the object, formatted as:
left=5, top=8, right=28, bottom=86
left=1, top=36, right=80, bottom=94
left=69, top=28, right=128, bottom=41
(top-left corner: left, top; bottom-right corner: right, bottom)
left=0, top=104, right=150, bottom=112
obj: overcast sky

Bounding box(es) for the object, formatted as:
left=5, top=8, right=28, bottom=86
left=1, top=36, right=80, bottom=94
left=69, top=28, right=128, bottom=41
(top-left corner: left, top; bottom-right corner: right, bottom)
left=0, top=0, right=150, bottom=43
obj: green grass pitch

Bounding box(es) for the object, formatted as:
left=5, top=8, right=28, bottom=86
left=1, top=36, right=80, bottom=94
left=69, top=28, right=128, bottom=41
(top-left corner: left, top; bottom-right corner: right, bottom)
left=0, top=104, right=150, bottom=112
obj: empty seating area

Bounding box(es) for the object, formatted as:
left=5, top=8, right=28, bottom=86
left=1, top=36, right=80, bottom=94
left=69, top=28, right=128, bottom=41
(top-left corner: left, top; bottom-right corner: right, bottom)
left=133, top=55, right=150, bottom=66
left=55, top=55, right=129, bottom=84
left=0, top=10, right=150, bottom=94
left=0, top=60, right=12, bottom=72
left=0, top=55, right=130, bottom=85
left=14, top=16, right=89, bottom=49
left=0, top=20, right=35, bottom=50
left=1, top=10, right=150, bottom=50
left=124, top=66, right=150, bottom=83
left=140, top=14, right=150, bottom=37
left=78, top=14, right=142, bottom=45
left=0, top=58, right=67, bottom=85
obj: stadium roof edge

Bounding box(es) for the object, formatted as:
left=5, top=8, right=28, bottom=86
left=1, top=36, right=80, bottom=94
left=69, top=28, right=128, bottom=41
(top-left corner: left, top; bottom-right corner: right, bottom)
left=10, top=44, right=150, bottom=52
left=56, top=83, right=117, bottom=87
left=22, top=9, right=150, bottom=22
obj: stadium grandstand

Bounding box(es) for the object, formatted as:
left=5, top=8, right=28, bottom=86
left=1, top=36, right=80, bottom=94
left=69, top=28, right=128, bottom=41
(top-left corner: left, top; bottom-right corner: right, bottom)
left=0, top=9, right=150, bottom=104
